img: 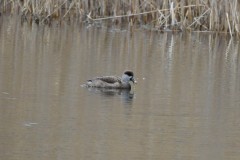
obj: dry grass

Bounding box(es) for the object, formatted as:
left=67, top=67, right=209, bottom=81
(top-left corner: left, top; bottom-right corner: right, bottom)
left=1, top=0, right=240, bottom=36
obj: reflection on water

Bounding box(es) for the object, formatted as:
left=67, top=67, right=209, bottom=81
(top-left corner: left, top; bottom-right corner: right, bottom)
left=83, top=87, right=134, bottom=105
left=0, top=16, right=240, bottom=160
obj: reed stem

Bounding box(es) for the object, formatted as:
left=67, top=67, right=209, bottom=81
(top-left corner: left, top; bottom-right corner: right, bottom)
left=0, top=0, right=239, bottom=36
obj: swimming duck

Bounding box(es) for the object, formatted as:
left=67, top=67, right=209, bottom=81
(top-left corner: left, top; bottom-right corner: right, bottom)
left=82, top=71, right=136, bottom=89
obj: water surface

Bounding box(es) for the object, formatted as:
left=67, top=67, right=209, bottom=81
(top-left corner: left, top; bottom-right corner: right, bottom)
left=0, top=17, right=240, bottom=160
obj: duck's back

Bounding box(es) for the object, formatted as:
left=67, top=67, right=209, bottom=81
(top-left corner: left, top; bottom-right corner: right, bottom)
left=95, top=76, right=121, bottom=84
left=86, top=76, right=121, bottom=88
left=83, top=76, right=131, bottom=89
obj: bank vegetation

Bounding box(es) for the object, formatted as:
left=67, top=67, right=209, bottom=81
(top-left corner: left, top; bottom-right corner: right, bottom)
left=1, top=0, right=240, bottom=36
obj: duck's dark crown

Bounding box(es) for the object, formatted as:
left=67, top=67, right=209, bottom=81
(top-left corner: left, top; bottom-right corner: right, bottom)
left=124, top=71, right=134, bottom=77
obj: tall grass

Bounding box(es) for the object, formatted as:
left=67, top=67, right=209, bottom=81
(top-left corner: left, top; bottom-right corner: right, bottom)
left=1, top=0, right=240, bottom=36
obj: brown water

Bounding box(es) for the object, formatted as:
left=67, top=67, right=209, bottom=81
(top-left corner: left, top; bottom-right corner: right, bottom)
left=1, top=16, right=240, bottom=160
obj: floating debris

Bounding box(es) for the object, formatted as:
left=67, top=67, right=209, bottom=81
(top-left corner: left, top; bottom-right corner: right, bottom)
left=24, top=122, right=38, bottom=127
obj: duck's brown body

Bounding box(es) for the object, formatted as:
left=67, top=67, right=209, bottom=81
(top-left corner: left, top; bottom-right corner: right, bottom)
left=82, top=71, right=135, bottom=89
left=85, top=76, right=131, bottom=89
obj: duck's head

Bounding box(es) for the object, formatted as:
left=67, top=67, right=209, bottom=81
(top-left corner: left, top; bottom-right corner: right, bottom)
left=122, top=71, right=137, bottom=84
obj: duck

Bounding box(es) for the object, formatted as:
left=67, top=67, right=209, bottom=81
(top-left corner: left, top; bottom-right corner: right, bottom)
left=82, top=71, right=136, bottom=89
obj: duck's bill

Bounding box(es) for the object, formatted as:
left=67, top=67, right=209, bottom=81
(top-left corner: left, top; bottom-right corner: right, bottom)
left=132, top=79, right=137, bottom=84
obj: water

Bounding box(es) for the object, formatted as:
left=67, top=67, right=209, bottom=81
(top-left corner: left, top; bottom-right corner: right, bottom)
left=0, top=16, right=240, bottom=160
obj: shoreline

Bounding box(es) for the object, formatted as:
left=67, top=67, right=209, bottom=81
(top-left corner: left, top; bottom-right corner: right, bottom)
left=0, top=0, right=239, bottom=37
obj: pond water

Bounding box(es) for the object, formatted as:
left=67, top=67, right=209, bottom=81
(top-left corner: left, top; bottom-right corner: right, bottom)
left=0, top=16, right=240, bottom=160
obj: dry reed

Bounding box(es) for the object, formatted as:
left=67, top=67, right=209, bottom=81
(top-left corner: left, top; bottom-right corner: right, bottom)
left=1, top=0, right=240, bottom=36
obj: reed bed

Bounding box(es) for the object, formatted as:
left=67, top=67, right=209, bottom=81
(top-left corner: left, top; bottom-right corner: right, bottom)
left=1, top=0, right=240, bottom=36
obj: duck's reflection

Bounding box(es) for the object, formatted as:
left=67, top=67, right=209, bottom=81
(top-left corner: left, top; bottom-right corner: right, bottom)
left=85, top=87, right=134, bottom=104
